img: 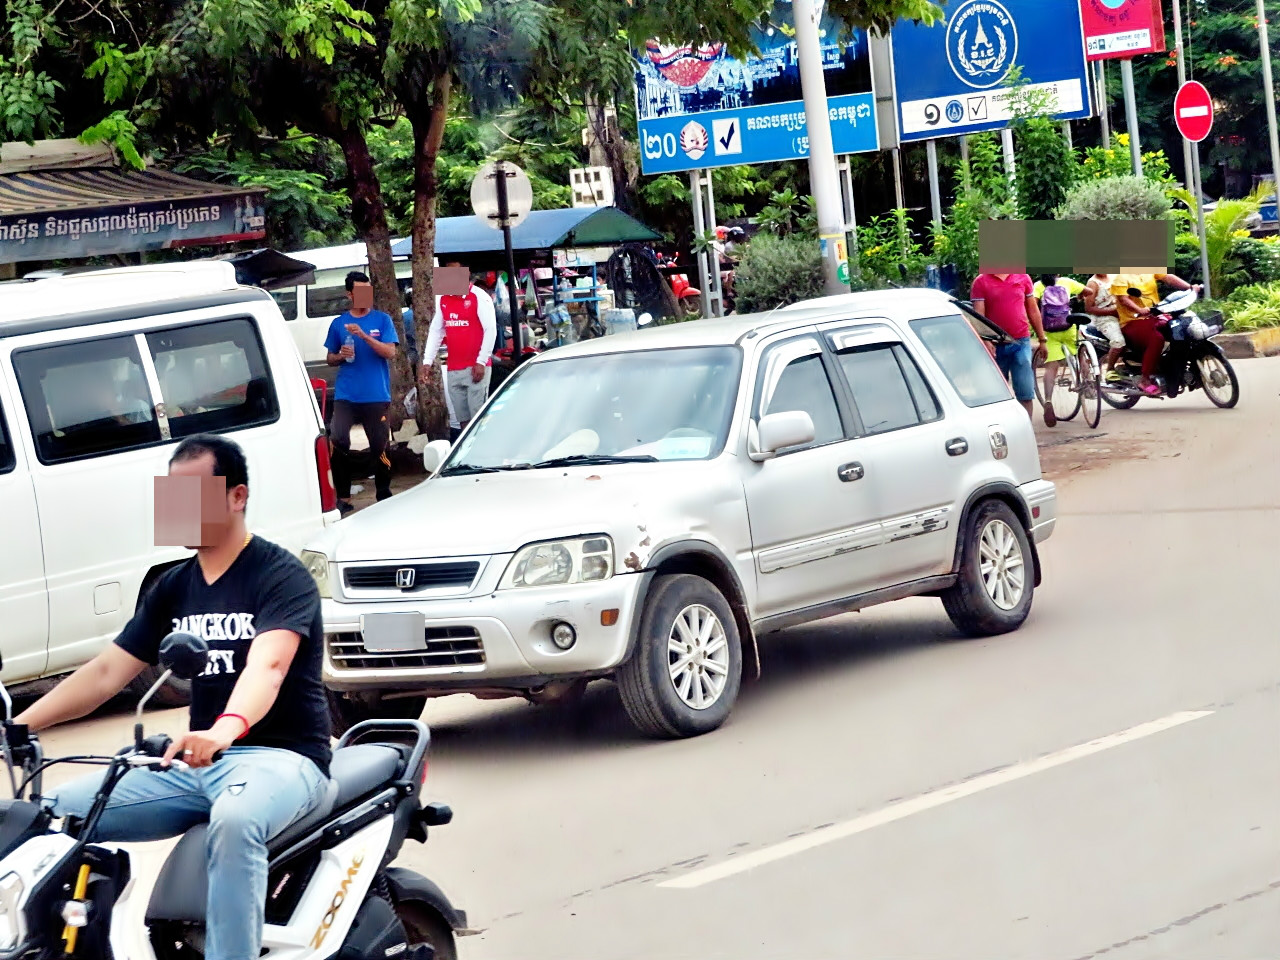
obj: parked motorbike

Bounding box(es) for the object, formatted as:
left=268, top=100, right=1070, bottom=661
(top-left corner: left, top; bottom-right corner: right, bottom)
left=1082, top=287, right=1240, bottom=409
left=0, top=632, right=466, bottom=960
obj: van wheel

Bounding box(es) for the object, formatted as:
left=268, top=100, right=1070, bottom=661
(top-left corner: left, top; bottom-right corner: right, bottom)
left=617, top=574, right=742, bottom=738
left=128, top=664, right=191, bottom=708
left=942, top=500, right=1034, bottom=637
left=328, top=689, right=427, bottom=736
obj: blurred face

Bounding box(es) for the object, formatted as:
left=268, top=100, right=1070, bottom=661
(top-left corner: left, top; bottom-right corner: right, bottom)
left=154, top=453, right=247, bottom=549
left=348, top=281, right=373, bottom=311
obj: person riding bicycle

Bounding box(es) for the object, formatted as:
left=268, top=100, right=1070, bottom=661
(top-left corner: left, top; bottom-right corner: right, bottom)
left=1033, top=274, right=1085, bottom=427
left=1110, top=272, right=1197, bottom=396
left=15, top=434, right=330, bottom=960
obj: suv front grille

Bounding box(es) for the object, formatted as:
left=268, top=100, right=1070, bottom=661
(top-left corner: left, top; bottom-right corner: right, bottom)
left=328, top=627, right=486, bottom=670
left=342, top=561, right=480, bottom=592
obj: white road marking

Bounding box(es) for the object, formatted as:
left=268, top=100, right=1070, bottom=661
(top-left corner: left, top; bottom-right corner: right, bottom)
left=659, top=710, right=1214, bottom=890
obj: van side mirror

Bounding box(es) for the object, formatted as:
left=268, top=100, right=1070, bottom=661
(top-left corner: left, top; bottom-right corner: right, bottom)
left=422, top=439, right=452, bottom=475
left=750, top=410, right=816, bottom=462
left=159, top=631, right=209, bottom=680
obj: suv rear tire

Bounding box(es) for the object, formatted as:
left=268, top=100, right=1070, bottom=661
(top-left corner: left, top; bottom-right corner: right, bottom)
left=327, top=689, right=427, bottom=736
left=617, top=574, right=742, bottom=738
left=942, top=500, right=1034, bottom=637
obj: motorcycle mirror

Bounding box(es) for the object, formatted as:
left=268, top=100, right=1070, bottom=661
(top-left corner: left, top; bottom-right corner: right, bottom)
left=159, top=631, right=210, bottom=680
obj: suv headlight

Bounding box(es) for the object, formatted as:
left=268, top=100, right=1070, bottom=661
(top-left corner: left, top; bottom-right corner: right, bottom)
left=301, top=550, right=331, bottom=599
left=500, top=537, right=614, bottom=589
left=0, top=872, right=26, bottom=953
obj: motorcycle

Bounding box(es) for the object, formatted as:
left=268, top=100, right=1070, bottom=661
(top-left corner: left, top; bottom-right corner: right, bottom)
left=1083, top=287, right=1240, bottom=409
left=0, top=632, right=467, bottom=960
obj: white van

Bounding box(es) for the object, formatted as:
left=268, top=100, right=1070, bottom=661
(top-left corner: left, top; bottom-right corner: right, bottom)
left=0, top=262, right=338, bottom=703
left=269, top=241, right=413, bottom=378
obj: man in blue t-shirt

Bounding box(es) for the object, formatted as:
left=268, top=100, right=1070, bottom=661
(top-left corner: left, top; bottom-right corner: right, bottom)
left=323, top=271, right=399, bottom=514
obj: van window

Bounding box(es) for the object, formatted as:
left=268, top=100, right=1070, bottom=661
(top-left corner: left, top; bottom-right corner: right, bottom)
left=148, top=318, right=279, bottom=438
left=0, top=400, right=14, bottom=474
left=307, top=285, right=350, bottom=318
left=270, top=289, right=298, bottom=321
left=14, top=336, right=161, bottom=464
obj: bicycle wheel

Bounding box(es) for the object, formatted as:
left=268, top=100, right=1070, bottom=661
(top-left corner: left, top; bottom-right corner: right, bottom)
left=1077, top=341, right=1103, bottom=429
left=1038, top=349, right=1082, bottom=422
left=1032, top=345, right=1048, bottom=409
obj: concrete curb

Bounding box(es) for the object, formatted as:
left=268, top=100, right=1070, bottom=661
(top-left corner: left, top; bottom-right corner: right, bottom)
left=1216, top=327, right=1280, bottom=359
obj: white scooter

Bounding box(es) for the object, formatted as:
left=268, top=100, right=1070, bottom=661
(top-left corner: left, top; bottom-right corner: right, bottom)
left=0, top=632, right=466, bottom=960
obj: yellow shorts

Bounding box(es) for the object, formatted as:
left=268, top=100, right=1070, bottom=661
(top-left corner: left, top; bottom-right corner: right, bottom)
left=1043, top=327, right=1077, bottom=363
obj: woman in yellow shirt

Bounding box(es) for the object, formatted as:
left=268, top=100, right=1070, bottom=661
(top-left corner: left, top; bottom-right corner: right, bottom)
left=1110, top=273, right=1196, bottom=396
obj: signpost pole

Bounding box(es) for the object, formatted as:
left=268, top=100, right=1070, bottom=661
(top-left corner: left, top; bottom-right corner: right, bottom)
left=1120, top=58, right=1143, bottom=176
left=1061, top=121, right=1073, bottom=151
left=494, top=161, right=523, bottom=362
left=704, top=169, right=724, bottom=317
left=838, top=156, right=859, bottom=261
left=926, top=139, right=943, bottom=225
left=1172, top=0, right=1194, bottom=191
left=1001, top=128, right=1016, bottom=195
left=793, top=0, right=851, bottom=294
left=892, top=148, right=905, bottom=209
left=689, top=171, right=712, bottom=319
left=1191, top=145, right=1211, bottom=299
left=1256, top=0, right=1280, bottom=206
left=1097, top=60, right=1111, bottom=149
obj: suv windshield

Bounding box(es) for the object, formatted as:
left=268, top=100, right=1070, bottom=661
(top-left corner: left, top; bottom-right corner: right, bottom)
left=445, top=346, right=742, bottom=472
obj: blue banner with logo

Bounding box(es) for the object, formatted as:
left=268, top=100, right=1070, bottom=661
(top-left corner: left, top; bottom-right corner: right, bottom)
left=634, top=0, right=879, bottom=174
left=890, top=0, right=1092, bottom=144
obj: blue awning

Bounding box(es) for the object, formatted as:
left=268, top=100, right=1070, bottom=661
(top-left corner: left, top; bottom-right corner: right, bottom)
left=390, top=207, right=661, bottom=258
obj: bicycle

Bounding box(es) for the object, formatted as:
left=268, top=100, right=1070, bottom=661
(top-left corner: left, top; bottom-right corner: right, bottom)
left=1032, top=313, right=1103, bottom=429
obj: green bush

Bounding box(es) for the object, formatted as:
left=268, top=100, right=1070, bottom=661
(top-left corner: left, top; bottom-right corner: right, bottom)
left=1234, top=236, right=1280, bottom=285
left=858, top=209, right=926, bottom=286
left=1175, top=232, right=1202, bottom=283
left=734, top=233, right=825, bottom=314
left=1056, top=175, right=1173, bottom=221
left=1079, top=135, right=1176, bottom=184
left=1015, top=116, right=1076, bottom=221
left=1223, top=281, right=1280, bottom=331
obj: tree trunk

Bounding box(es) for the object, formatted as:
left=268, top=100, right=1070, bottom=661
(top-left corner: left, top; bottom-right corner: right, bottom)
left=406, top=70, right=453, bottom=442
left=585, top=96, right=635, bottom=213
left=335, top=122, right=414, bottom=434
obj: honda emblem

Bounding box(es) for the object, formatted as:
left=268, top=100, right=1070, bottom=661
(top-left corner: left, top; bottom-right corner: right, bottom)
left=395, top=568, right=416, bottom=590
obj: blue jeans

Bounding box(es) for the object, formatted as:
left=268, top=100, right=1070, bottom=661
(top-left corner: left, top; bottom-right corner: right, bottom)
left=51, top=747, right=326, bottom=960
left=995, top=337, right=1036, bottom=402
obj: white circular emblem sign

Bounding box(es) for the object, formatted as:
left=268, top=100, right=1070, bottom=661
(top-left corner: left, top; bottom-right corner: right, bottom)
left=946, top=0, right=1018, bottom=90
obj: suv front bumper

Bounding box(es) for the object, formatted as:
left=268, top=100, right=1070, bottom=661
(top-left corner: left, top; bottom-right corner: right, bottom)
left=321, top=573, right=645, bottom=692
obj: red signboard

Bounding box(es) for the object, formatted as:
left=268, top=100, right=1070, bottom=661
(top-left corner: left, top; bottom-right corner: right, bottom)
left=1174, top=81, right=1214, bottom=142
left=1081, top=0, right=1168, bottom=61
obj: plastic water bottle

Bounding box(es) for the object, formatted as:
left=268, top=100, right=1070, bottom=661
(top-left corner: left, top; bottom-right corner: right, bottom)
left=343, top=334, right=356, bottom=363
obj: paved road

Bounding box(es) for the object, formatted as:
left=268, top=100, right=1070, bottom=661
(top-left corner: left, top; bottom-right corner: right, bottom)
left=30, top=359, right=1280, bottom=960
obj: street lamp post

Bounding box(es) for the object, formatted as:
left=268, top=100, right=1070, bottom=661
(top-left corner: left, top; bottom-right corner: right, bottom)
left=1257, top=0, right=1280, bottom=203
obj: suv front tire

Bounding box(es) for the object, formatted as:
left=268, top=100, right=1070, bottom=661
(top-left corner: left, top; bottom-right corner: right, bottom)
left=618, top=574, right=742, bottom=738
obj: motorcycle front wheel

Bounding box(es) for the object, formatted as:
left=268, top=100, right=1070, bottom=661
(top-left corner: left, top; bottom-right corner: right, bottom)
left=1197, top=354, right=1240, bottom=408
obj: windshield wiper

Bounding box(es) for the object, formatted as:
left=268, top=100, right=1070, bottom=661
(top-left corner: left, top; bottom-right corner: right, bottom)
left=439, top=462, right=516, bottom=477
left=530, top=454, right=659, bottom=469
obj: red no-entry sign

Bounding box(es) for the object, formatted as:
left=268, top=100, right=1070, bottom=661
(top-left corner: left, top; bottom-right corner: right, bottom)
left=1174, top=81, right=1214, bottom=142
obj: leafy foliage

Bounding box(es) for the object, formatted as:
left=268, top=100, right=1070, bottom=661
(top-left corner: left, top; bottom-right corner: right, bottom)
left=1056, top=176, right=1173, bottom=221
left=1223, top=281, right=1280, bottom=330
left=1079, top=135, right=1175, bottom=184
left=735, top=232, right=825, bottom=313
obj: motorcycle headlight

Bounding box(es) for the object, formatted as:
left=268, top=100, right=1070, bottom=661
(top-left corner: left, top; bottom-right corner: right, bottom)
left=500, top=537, right=614, bottom=589
left=0, top=872, right=26, bottom=953
left=301, top=550, right=331, bottom=599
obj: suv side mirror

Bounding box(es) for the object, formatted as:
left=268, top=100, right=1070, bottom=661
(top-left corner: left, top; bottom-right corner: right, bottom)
left=159, top=631, right=209, bottom=680
left=422, top=439, right=452, bottom=475
left=751, top=410, right=816, bottom=462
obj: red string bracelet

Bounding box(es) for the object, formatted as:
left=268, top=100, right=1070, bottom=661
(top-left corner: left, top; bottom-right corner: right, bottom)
left=217, top=713, right=251, bottom=739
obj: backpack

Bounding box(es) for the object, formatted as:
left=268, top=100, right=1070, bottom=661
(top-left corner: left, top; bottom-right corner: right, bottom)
left=1041, top=283, right=1072, bottom=332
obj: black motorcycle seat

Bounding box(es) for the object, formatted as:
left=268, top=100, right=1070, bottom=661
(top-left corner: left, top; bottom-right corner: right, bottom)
left=144, top=744, right=405, bottom=923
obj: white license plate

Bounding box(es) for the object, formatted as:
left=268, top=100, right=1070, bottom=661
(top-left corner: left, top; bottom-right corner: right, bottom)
left=360, top=612, right=427, bottom=652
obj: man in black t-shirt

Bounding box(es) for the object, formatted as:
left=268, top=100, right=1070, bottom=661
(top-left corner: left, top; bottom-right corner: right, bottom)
left=17, top=434, right=331, bottom=960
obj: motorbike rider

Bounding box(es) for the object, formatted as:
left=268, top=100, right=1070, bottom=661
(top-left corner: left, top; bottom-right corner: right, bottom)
left=15, top=433, right=330, bottom=960
left=1110, top=272, right=1198, bottom=396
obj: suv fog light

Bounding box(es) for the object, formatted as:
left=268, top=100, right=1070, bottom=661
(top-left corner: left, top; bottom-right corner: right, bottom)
left=551, top=622, right=577, bottom=650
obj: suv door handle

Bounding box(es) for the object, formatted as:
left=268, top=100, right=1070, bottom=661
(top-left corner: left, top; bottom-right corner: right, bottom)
left=946, top=438, right=969, bottom=457
left=837, top=462, right=864, bottom=482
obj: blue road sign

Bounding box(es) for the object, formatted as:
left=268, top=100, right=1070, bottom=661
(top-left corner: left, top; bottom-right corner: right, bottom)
left=891, top=0, right=1092, bottom=144
left=634, top=1, right=879, bottom=174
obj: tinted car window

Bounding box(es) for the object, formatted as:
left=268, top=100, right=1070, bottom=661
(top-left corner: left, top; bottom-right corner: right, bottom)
left=0, top=399, right=14, bottom=474
left=910, top=314, right=1012, bottom=407
left=148, top=318, right=279, bottom=438
left=270, top=288, right=298, bottom=321
left=763, top=354, right=843, bottom=451
left=837, top=343, right=941, bottom=435
left=15, top=336, right=161, bottom=464
left=306, top=285, right=350, bottom=318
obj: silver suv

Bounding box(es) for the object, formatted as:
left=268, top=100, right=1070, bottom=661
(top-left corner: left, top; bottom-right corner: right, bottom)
left=302, top=290, right=1057, bottom=738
